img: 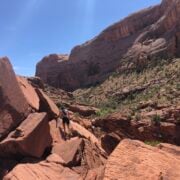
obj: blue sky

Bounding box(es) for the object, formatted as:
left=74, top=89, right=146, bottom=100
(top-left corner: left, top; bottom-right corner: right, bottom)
left=0, top=0, right=161, bottom=76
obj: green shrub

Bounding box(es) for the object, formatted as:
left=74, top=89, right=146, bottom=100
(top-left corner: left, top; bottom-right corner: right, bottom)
left=96, top=108, right=114, bottom=117
left=56, top=102, right=62, bottom=108
left=151, top=114, right=161, bottom=124
left=135, top=113, right=141, bottom=121
left=144, top=140, right=161, bottom=146
left=127, top=114, right=132, bottom=121
left=176, top=83, right=180, bottom=91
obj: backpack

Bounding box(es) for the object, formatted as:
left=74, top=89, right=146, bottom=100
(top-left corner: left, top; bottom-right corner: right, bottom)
left=62, top=109, right=68, bottom=118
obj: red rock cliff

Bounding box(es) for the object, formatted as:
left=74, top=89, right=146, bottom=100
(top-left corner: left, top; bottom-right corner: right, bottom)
left=36, top=0, right=180, bottom=91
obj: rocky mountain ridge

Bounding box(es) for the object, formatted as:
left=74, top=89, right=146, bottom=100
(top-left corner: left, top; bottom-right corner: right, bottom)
left=36, top=0, right=180, bottom=91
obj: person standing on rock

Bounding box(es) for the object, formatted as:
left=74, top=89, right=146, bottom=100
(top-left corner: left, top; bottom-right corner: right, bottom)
left=61, top=106, right=70, bottom=137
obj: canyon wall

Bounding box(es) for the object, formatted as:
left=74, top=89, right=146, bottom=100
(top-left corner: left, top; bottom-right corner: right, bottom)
left=36, top=0, right=180, bottom=91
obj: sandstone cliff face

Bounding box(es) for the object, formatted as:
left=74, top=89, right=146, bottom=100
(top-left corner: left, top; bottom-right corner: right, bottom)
left=36, top=0, right=180, bottom=91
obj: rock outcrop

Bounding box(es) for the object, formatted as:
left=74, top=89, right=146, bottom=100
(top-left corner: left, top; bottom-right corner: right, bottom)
left=17, top=76, right=40, bottom=111
left=36, top=88, right=60, bottom=119
left=52, top=137, right=106, bottom=168
left=36, top=0, right=180, bottom=91
left=0, top=57, right=107, bottom=180
left=0, top=57, right=31, bottom=140
left=66, top=103, right=98, bottom=117
left=4, top=160, right=81, bottom=180
left=104, top=139, right=180, bottom=180
left=93, top=106, right=180, bottom=154
left=0, top=113, right=52, bottom=158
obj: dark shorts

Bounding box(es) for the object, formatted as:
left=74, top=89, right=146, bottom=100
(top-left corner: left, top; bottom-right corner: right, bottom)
left=62, top=117, right=70, bottom=125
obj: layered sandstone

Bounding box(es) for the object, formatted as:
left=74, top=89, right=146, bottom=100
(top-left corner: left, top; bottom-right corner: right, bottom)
left=0, top=57, right=107, bottom=180
left=104, top=139, right=180, bottom=180
left=0, top=57, right=31, bottom=139
left=36, top=0, right=180, bottom=91
left=0, top=113, right=52, bottom=158
left=4, top=161, right=81, bottom=180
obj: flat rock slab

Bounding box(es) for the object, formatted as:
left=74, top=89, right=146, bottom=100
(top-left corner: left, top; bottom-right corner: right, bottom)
left=4, top=161, right=80, bottom=180
left=0, top=112, right=52, bottom=158
left=0, top=57, right=30, bottom=139
left=49, top=120, right=64, bottom=144
left=17, top=76, right=40, bottom=111
left=52, top=137, right=83, bottom=166
left=71, top=121, right=100, bottom=148
left=52, top=137, right=107, bottom=174
left=104, top=139, right=180, bottom=180
left=67, top=104, right=98, bottom=117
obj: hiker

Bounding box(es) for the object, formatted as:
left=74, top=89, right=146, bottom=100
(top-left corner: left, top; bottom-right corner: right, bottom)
left=60, top=106, right=70, bottom=135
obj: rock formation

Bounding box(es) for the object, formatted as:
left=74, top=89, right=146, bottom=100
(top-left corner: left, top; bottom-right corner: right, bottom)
left=17, top=76, right=40, bottom=111
left=0, top=57, right=31, bottom=140
left=36, top=0, right=180, bottom=91
left=93, top=106, right=180, bottom=154
left=4, top=160, right=81, bottom=180
left=0, top=57, right=107, bottom=179
left=0, top=113, right=52, bottom=158
left=104, top=139, right=180, bottom=180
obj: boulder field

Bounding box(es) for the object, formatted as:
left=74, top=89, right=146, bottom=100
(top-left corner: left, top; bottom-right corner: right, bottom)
left=1, top=57, right=180, bottom=179
left=36, top=0, right=180, bottom=91
left=0, top=57, right=107, bottom=179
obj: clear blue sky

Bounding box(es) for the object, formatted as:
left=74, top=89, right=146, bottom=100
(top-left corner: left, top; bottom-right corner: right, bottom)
left=0, top=0, right=161, bottom=76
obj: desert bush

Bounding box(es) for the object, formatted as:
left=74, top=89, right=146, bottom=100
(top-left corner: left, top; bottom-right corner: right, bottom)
left=127, top=114, right=132, bottom=121
left=151, top=114, right=161, bottom=124
left=144, top=140, right=161, bottom=146
left=96, top=107, right=114, bottom=117
left=135, top=113, right=141, bottom=121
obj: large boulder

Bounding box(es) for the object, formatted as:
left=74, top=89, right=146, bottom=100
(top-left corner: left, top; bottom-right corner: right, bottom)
left=49, top=120, right=64, bottom=145
left=0, top=113, right=52, bottom=158
left=3, top=160, right=80, bottom=180
left=52, top=137, right=84, bottom=166
left=104, top=139, right=180, bottom=180
left=71, top=121, right=101, bottom=148
left=17, top=76, right=40, bottom=111
left=52, top=136, right=106, bottom=179
left=0, top=57, right=31, bottom=140
left=36, top=0, right=180, bottom=91
left=66, top=103, right=98, bottom=117
left=36, top=88, right=59, bottom=119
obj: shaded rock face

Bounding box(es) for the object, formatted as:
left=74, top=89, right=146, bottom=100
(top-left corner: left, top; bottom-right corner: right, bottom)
left=104, top=139, right=180, bottom=180
left=36, top=0, right=180, bottom=91
left=0, top=57, right=31, bottom=140
left=27, top=76, right=44, bottom=89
